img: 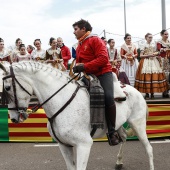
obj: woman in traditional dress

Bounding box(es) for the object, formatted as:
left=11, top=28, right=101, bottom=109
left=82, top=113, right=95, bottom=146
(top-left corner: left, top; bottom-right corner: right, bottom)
left=108, top=38, right=130, bottom=85
left=13, top=44, right=31, bottom=62
left=31, top=39, right=45, bottom=61
left=157, top=29, right=170, bottom=98
left=11, top=38, right=22, bottom=62
left=0, top=38, right=11, bottom=63
left=45, top=37, right=66, bottom=71
left=120, top=33, right=138, bottom=86
left=135, top=33, right=168, bottom=99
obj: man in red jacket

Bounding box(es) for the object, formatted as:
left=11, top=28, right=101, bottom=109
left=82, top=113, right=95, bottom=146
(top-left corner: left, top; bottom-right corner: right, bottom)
left=72, top=19, right=121, bottom=145
left=57, top=37, right=71, bottom=69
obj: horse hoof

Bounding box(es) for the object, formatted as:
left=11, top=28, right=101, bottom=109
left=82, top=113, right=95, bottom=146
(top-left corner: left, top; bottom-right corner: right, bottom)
left=115, top=164, right=123, bottom=170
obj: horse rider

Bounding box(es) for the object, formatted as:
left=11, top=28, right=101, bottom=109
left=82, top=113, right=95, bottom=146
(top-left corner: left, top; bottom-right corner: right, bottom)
left=72, top=19, right=121, bottom=145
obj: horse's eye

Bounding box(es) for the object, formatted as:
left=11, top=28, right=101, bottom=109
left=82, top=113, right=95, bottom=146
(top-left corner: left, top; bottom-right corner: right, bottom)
left=5, top=86, right=11, bottom=91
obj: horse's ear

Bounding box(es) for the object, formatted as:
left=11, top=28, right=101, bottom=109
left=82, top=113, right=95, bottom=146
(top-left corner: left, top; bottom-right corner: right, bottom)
left=0, top=63, right=8, bottom=74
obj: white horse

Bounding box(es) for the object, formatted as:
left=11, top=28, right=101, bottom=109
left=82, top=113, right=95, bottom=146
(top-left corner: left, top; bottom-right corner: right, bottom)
left=0, top=61, right=154, bottom=170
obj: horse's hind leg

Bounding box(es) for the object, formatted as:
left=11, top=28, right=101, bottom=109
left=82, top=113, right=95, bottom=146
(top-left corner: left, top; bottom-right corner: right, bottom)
left=129, top=119, right=154, bottom=170
left=59, top=143, right=76, bottom=170
left=115, top=127, right=127, bottom=170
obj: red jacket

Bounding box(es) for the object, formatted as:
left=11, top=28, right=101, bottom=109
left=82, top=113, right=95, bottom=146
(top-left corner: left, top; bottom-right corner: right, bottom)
left=76, top=35, right=112, bottom=76
left=59, top=44, right=71, bottom=68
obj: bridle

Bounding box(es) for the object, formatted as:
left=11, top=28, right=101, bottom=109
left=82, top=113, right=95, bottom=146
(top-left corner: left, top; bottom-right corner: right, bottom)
left=2, top=66, right=32, bottom=114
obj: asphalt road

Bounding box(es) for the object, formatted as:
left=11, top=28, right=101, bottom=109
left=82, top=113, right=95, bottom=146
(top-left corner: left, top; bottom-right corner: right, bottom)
left=0, top=139, right=170, bottom=170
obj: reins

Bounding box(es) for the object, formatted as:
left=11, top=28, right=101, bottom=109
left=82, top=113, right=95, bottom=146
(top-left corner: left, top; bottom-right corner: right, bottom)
left=31, top=73, right=80, bottom=113
left=2, top=65, right=82, bottom=146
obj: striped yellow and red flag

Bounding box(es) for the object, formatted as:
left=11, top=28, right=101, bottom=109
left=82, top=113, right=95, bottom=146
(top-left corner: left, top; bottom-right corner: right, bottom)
left=0, top=104, right=170, bottom=142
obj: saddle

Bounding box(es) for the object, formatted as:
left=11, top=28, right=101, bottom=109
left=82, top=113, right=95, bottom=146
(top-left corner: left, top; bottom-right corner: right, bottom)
left=80, top=74, right=127, bottom=130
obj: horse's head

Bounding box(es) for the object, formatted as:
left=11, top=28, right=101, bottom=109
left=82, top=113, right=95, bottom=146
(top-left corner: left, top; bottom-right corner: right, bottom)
left=0, top=63, right=33, bottom=123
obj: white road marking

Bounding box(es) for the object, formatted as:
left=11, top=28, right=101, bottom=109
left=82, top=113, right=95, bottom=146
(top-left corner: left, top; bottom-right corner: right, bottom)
left=150, top=139, right=170, bottom=144
left=34, top=144, right=59, bottom=147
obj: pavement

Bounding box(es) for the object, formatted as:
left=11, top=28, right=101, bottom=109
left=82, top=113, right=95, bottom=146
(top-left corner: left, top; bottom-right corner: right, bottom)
left=0, top=138, right=170, bottom=170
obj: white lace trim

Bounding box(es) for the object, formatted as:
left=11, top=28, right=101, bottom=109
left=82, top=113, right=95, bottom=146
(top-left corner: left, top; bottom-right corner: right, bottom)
left=31, top=49, right=46, bottom=59
left=121, top=43, right=136, bottom=54
left=140, top=42, right=156, bottom=52
left=47, top=48, right=61, bottom=55
left=16, top=53, right=31, bottom=60
left=0, top=48, right=10, bottom=58
left=157, top=39, right=170, bottom=48
left=142, top=57, right=162, bottom=74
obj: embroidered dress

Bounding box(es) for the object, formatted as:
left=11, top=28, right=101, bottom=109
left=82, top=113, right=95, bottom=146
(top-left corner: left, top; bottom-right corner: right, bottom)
left=45, top=48, right=61, bottom=60
left=14, top=53, right=31, bottom=62
left=135, top=42, right=168, bottom=93
left=31, top=49, right=45, bottom=60
left=120, top=43, right=139, bottom=86
left=0, top=48, right=11, bottom=63
left=157, top=39, right=170, bottom=88
left=45, top=48, right=66, bottom=71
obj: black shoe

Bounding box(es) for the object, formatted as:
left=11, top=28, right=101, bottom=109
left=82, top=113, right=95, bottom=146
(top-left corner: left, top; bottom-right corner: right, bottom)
left=144, top=93, right=149, bottom=99
left=151, top=93, right=154, bottom=99
left=162, top=92, right=169, bottom=98
left=106, top=131, right=122, bottom=146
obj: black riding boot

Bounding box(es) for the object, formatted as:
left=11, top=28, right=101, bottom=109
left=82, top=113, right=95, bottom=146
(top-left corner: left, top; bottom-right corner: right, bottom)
left=106, top=104, right=121, bottom=146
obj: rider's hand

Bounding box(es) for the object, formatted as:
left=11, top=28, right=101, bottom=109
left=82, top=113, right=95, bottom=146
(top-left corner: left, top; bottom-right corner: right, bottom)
left=73, top=64, right=84, bottom=73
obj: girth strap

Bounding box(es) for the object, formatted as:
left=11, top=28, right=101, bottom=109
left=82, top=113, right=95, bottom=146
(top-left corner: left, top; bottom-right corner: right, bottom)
left=47, top=84, right=80, bottom=147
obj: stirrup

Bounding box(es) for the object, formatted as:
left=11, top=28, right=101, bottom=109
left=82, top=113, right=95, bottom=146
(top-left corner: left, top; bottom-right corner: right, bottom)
left=106, top=130, right=122, bottom=146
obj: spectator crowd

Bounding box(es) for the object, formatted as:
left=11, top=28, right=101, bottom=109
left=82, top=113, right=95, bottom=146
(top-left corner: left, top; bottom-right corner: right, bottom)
left=0, top=28, right=170, bottom=99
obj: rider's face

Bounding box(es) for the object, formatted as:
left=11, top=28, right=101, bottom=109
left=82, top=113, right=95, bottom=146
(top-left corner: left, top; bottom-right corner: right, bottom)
left=73, top=26, right=86, bottom=40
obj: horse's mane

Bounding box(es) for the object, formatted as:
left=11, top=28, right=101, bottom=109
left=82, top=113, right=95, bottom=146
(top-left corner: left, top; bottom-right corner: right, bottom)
left=9, top=61, right=71, bottom=81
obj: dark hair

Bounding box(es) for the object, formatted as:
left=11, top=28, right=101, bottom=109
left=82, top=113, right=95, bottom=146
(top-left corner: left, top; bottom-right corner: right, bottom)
left=160, top=29, right=167, bottom=36
left=72, top=19, right=92, bottom=32
left=107, top=38, right=114, bottom=44
left=15, top=38, right=22, bottom=45
left=0, top=38, right=4, bottom=42
left=49, top=37, right=55, bottom=45
left=34, top=39, right=41, bottom=46
left=145, top=33, right=152, bottom=39
left=19, top=44, right=25, bottom=50
left=27, top=45, right=35, bottom=50
left=124, top=33, right=131, bottom=40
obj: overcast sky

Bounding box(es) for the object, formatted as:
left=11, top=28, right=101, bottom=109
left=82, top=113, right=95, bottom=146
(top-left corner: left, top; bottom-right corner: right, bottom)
left=1, top=0, right=170, bottom=50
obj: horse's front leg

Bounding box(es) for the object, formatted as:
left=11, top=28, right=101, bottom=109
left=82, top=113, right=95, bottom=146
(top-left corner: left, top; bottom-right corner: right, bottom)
left=75, top=144, right=92, bottom=170
left=59, top=143, right=76, bottom=170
